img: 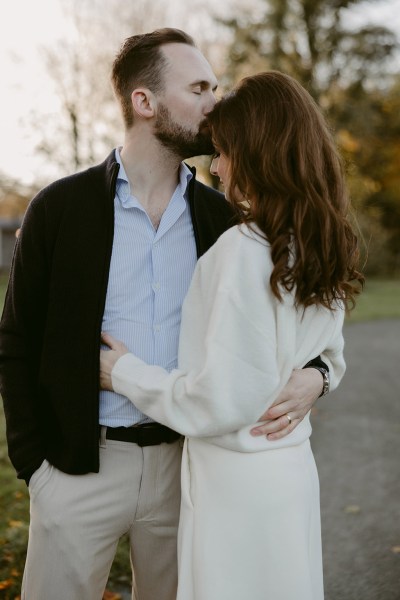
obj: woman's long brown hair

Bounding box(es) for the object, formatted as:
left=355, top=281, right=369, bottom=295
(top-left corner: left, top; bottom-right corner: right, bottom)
left=207, top=71, right=364, bottom=311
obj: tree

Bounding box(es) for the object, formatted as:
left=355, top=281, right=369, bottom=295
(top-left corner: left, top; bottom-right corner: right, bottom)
left=337, top=76, right=400, bottom=274
left=217, top=0, right=399, bottom=97
left=30, top=0, right=176, bottom=178
left=214, top=0, right=400, bottom=274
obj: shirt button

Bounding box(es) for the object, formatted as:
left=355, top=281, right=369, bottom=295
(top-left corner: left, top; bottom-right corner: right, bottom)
left=153, top=282, right=161, bottom=291
left=154, top=325, right=161, bottom=332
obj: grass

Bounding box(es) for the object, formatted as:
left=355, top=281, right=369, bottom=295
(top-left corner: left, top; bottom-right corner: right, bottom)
left=345, top=278, right=400, bottom=322
left=0, top=412, right=30, bottom=599
left=0, top=274, right=399, bottom=597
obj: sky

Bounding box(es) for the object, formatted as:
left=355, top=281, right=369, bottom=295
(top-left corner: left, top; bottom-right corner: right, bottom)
left=1, top=0, right=400, bottom=186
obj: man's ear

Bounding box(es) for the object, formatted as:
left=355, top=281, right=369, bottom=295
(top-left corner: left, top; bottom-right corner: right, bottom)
left=131, top=88, right=156, bottom=118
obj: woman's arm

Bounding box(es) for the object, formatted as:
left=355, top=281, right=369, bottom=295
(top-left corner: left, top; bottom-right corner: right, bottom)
left=100, top=273, right=282, bottom=438
left=99, top=229, right=346, bottom=439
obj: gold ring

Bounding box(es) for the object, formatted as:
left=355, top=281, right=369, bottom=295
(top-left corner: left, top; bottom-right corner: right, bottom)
left=286, top=414, right=292, bottom=425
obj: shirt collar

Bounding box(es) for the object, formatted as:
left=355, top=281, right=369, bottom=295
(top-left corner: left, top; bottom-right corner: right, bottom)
left=114, top=147, right=193, bottom=210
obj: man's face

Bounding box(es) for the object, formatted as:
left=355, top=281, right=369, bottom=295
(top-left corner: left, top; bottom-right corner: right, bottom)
left=153, top=43, right=218, bottom=159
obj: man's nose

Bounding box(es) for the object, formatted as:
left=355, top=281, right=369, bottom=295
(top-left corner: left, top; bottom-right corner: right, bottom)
left=204, top=92, right=217, bottom=115
left=210, top=157, right=218, bottom=176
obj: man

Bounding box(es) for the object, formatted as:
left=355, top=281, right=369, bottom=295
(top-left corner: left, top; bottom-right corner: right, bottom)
left=0, top=29, right=329, bottom=600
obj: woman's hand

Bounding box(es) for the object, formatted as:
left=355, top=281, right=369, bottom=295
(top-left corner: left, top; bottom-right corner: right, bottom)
left=250, top=367, right=323, bottom=440
left=99, top=332, right=129, bottom=391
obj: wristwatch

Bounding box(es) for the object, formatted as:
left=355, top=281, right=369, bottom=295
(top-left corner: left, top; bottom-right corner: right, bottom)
left=310, top=366, right=330, bottom=397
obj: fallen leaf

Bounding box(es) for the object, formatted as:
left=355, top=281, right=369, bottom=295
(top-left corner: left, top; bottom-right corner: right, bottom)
left=344, top=505, right=361, bottom=514
left=391, top=546, right=400, bottom=554
left=0, top=579, right=13, bottom=590
left=102, top=590, right=122, bottom=600
left=8, top=519, right=24, bottom=528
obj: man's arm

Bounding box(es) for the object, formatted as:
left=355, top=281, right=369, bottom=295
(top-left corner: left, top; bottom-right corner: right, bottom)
left=0, top=195, right=49, bottom=482
left=250, top=360, right=328, bottom=441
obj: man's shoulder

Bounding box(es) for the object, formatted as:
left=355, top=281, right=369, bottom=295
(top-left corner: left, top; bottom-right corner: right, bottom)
left=190, top=176, right=236, bottom=224
left=192, top=178, right=228, bottom=207
left=30, top=151, right=116, bottom=208
left=186, top=170, right=237, bottom=254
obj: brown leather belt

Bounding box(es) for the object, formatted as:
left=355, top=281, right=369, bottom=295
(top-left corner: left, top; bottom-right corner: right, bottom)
left=101, top=423, right=181, bottom=447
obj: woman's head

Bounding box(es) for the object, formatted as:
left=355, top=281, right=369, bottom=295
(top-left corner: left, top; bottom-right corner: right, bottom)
left=207, top=71, right=363, bottom=310
left=209, top=71, right=342, bottom=209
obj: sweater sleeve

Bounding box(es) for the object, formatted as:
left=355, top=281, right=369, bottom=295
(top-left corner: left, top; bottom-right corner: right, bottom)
left=320, top=305, right=346, bottom=392
left=112, top=248, right=282, bottom=437
left=0, top=196, right=49, bottom=482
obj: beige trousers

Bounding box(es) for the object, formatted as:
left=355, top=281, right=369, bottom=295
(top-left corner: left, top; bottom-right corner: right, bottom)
left=22, top=433, right=183, bottom=600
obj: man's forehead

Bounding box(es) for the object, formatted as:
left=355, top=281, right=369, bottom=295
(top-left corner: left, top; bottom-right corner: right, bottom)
left=161, top=43, right=218, bottom=87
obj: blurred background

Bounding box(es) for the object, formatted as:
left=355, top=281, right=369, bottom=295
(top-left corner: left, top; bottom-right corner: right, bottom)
left=0, top=0, right=399, bottom=598
left=1, top=0, right=400, bottom=277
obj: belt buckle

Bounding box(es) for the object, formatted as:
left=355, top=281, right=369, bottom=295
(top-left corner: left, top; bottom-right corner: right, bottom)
left=135, top=422, right=158, bottom=447
left=136, top=427, right=145, bottom=447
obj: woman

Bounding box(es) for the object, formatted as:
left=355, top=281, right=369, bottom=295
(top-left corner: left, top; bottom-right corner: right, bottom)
left=100, top=71, right=363, bottom=599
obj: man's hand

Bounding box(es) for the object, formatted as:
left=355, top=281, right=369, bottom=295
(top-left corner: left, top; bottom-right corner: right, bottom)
left=100, top=332, right=129, bottom=391
left=250, top=368, right=323, bottom=441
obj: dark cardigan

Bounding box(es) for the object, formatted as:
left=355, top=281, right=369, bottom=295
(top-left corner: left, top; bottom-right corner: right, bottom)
left=0, top=151, right=236, bottom=482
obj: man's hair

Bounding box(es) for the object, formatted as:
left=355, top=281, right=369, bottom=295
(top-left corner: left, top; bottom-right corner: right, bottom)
left=111, top=28, right=195, bottom=128
left=207, top=71, right=364, bottom=311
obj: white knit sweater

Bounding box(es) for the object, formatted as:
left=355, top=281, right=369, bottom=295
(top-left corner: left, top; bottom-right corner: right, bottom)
left=112, top=224, right=346, bottom=452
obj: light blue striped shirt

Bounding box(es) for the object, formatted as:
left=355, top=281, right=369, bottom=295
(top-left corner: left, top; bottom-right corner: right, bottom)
left=99, top=148, right=197, bottom=426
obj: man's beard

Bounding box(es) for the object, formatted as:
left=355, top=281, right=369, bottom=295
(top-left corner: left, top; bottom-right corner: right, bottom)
left=154, top=103, right=214, bottom=159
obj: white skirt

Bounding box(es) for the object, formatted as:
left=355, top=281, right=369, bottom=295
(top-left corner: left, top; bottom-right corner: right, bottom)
left=177, top=438, right=324, bottom=600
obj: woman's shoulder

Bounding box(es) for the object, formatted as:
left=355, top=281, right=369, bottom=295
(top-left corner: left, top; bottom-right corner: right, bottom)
left=219, top=223, right=270, bottom=265
left=196, top=223, right=273, bottom=291
left=211, top=223, right=269, bottom=256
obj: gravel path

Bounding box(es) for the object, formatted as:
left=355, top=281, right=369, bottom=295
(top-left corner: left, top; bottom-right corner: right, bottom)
left=312, top=319, right=400, bottom=600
